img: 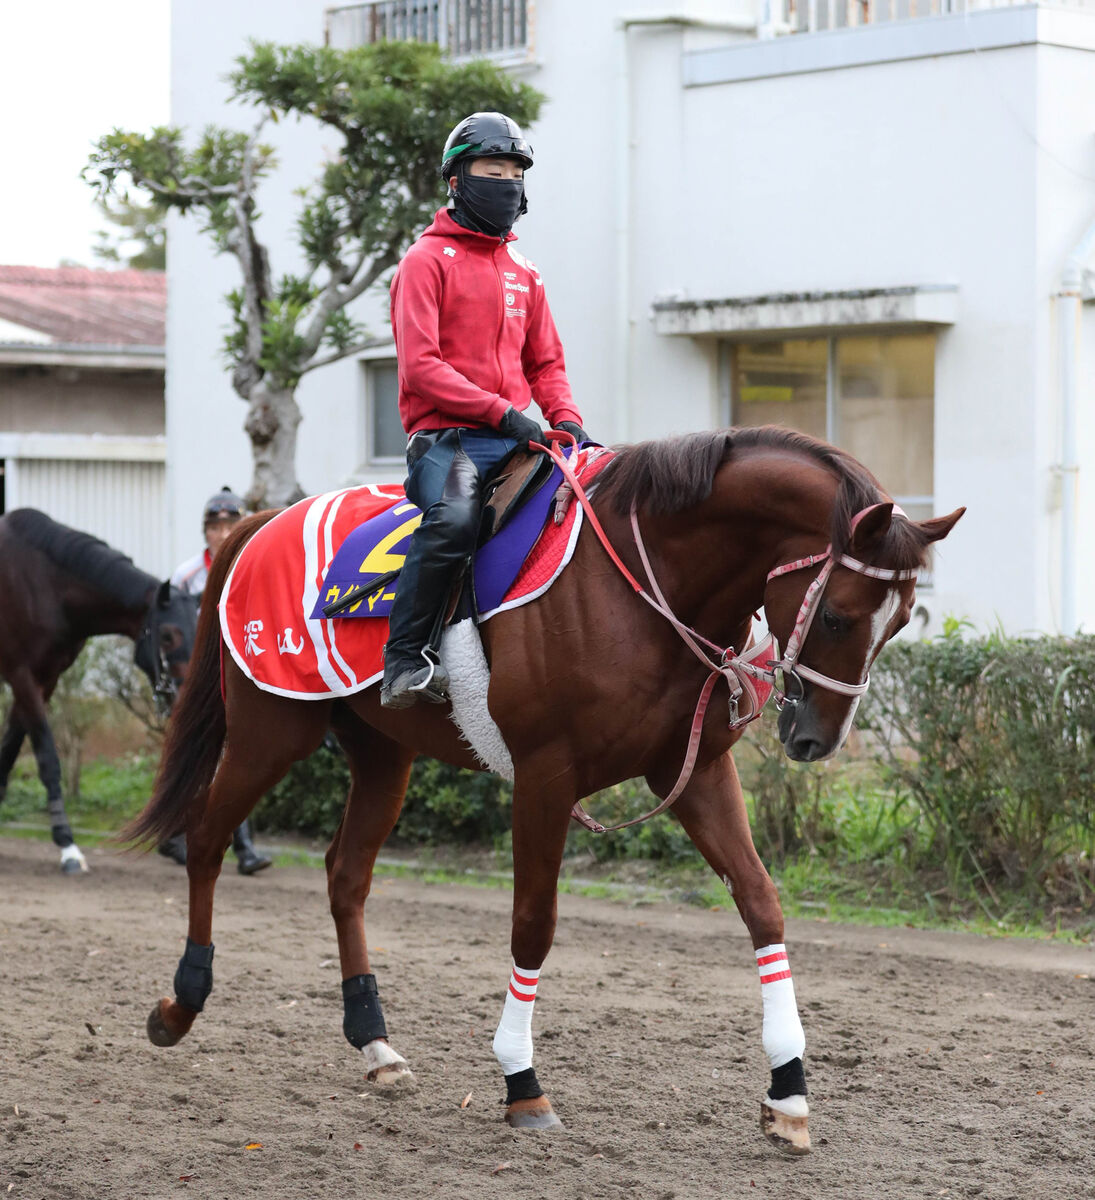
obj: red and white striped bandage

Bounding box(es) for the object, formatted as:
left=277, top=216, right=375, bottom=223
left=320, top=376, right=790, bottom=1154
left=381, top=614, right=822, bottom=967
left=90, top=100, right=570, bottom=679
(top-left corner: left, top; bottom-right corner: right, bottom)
left=493, top=963, right=541, bottom=1075
left=755, top=943, right=806, bottom=1071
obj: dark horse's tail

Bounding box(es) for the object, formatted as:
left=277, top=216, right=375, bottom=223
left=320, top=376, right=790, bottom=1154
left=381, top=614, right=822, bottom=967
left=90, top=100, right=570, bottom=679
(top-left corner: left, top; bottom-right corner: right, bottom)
left=122, top=510, right=280, bottom=848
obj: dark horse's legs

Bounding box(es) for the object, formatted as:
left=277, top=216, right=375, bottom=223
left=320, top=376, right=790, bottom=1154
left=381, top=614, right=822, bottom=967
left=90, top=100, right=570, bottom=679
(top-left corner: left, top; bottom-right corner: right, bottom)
left=2, top=669, right=85, bottom=871
left=669, top=750, right=811, bottom=1155
left=0, top=710, right=27, bottom=803
left=325, top=712, right=416, bottom=1085
left=148, top=685, right=331, bottom=1047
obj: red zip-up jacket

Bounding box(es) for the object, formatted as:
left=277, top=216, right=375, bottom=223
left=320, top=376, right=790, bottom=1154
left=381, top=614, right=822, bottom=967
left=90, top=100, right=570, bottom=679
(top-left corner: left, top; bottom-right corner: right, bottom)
left=389, top=207, right=583, bottom=437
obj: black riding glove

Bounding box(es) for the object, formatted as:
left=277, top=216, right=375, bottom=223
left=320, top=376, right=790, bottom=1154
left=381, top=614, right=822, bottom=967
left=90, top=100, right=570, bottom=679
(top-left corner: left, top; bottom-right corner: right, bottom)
left=498, top=405, right=545, bottom=449
left=555, top=420, right=590, bottom=444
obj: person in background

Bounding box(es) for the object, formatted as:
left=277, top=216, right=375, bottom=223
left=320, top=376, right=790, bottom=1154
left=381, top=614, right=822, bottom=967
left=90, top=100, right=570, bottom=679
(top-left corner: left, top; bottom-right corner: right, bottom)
left=158, top=486, right=272, bottom=875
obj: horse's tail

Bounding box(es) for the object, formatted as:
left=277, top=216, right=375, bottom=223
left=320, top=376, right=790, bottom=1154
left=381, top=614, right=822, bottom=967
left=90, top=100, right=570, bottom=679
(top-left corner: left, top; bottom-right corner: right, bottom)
left=122, top=510, right=281, bottom=848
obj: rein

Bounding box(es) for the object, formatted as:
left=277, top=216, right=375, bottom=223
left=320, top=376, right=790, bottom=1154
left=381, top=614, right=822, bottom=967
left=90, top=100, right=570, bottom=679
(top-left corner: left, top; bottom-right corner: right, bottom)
left=533, top=436, right=915, bottom=834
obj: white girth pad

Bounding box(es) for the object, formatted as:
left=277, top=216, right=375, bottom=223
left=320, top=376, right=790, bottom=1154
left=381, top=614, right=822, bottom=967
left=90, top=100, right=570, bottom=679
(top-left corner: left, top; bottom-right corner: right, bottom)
left=756, top=943, right=806, bottom=1070
left=440, top=618, right=514, bottom=781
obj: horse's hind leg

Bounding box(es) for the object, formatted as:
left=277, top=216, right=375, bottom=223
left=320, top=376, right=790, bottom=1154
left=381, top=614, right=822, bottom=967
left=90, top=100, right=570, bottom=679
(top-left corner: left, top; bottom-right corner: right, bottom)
left=0, top=710, right=27, bottom=807
left=148, top=694, right=331, bottom=1048
left=667, top=750, right=811, bottom=1156
left=325, top=713, right=415, bottom=1089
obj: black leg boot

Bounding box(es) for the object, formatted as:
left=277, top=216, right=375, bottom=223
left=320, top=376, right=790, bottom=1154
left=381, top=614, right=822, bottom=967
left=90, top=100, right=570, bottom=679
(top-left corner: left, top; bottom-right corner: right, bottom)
left=232, top=819, right=272, bottom=876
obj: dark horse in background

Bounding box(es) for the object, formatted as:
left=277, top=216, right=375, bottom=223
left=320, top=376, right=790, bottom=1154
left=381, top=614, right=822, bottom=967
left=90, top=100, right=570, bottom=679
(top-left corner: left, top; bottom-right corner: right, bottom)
left=0, top=508, right=197, bottom=872
left=127, top=428, right=962, bottom=1154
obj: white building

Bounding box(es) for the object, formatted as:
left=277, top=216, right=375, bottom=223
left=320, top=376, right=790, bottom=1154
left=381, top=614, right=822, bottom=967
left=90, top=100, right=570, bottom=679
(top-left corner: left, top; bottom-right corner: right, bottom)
left=169, top=0, right=1095, bottom=633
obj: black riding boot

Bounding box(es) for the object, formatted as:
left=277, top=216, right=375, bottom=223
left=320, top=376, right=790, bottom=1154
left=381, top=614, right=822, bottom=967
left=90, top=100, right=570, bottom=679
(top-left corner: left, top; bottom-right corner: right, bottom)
left=379, top=545, right=454, bottom=709
left=232, top=819, right=272, bottom=876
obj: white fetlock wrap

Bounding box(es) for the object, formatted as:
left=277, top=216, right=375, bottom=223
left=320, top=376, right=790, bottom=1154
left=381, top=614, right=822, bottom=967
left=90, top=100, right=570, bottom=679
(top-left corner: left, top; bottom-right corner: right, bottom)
left=361, top=1039, right=408, bottom=1074
left=492, top=963, right=540, bottom=1075
left=756, top=943, right=806, bottom=1070
left=60, top=844, right=88, bottom=872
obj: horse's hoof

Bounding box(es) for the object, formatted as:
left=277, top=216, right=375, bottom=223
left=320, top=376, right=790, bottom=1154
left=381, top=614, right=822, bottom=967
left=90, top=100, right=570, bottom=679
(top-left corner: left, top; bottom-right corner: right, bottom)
left=146, top=998, right=192, bottom=1047
left=760, top=1097, right=811, bottom=1156
left=60, top=845, right=88, bottom=874
left=370, top=1063, right=417, bottom=1090
left=362, top=1039, right=416, bottom=1092
left=505, top=1097, right=564, bottom=1131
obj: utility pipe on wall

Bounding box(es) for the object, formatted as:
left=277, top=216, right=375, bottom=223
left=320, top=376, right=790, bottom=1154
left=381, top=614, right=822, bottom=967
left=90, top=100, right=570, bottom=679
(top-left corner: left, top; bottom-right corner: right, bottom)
left=1056, top=215, right=1095, bottom=634
left=615, top=12, right=755, bottom=444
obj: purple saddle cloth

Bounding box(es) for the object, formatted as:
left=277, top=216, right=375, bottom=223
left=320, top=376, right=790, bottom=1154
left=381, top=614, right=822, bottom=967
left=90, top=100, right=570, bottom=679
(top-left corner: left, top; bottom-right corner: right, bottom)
left=311, top=461, right=564, bottom=620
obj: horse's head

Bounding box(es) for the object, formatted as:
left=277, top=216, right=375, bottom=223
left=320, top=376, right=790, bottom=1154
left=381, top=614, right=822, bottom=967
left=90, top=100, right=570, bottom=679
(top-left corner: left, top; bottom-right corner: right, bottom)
left=763, top=501, right=964, bottom=762
left=135, top=581, right=200, bottom=709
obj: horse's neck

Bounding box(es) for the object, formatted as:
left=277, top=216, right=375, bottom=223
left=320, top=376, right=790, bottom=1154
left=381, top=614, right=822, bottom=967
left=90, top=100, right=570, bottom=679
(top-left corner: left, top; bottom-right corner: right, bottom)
left=62, top=576, right=151, bottom=641
left=639, top=452, right=836, bottom=642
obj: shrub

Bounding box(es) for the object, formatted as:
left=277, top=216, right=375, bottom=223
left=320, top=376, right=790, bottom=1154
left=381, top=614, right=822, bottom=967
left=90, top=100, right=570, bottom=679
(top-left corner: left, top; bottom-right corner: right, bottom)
left=860, top=626, right=1095, bottom=901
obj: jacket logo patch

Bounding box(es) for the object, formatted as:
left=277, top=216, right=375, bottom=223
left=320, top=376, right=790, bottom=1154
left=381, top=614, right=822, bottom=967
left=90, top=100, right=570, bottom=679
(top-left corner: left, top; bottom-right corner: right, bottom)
left=443, top=246, right=456, bottom=257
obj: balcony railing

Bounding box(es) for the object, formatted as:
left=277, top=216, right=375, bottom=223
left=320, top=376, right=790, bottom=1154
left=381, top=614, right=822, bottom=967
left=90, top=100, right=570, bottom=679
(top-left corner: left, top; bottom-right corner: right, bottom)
left=325, top=0, right=531, bottom=62
left=775, top=0, right=1095, bottom=34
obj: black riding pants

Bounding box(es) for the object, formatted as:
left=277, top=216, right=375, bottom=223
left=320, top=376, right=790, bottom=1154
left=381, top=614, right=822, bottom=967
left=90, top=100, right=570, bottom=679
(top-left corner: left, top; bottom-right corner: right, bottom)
left=385, top=427, right=520, bottom=668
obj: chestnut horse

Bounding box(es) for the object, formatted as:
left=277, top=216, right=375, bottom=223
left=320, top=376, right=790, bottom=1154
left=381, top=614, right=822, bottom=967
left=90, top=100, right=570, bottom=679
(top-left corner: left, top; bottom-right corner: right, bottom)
left=126, top=427, right=962, bottom=1154
left=0, top=508, right=197, bottom=872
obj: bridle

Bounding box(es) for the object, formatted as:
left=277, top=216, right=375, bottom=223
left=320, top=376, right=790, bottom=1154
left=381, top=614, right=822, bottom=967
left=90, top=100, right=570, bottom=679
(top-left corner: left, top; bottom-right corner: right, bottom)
left=135, top=596, right=189, bottom=716
left=764, top=507, right=915, bottom=707
left=534, top=437, right=916, bottom=833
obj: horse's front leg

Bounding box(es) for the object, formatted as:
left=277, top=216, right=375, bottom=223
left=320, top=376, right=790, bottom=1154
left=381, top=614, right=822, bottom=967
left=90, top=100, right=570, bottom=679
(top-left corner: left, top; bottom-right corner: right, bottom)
left=493, top=768, right=574, bottom=1130
left=667, top=749, right=811, bottom=1156
left=8, top=671, right=86, bottom=873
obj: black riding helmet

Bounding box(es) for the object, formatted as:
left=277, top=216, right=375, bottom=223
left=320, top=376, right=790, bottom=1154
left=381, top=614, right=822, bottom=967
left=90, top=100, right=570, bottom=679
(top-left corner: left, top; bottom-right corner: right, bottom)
left=439, top=111, right=534, bottom=184
left=202, top=485, right=245, bottom=528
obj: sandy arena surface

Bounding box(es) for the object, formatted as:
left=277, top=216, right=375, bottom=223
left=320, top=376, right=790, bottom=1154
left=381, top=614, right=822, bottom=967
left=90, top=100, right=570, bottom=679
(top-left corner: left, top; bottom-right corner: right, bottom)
left=1, top=834, right=1093, bottom=1199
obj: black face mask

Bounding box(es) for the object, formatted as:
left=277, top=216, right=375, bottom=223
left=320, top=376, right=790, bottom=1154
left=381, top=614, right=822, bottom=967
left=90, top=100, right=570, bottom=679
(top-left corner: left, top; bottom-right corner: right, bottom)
left=453, top=173, right=526, bottom=238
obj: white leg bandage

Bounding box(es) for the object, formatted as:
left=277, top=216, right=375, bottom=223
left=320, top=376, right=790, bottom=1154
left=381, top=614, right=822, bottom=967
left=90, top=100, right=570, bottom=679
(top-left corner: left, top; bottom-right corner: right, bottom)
left=492, top=963, right=540, bottom=1075
left=756, top=944, right=806, bottom=1070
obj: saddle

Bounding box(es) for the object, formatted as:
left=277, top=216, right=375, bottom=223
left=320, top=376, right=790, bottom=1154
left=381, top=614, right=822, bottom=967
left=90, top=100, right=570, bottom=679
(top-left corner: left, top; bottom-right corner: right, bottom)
left=320, top=448, right=569, bottom=621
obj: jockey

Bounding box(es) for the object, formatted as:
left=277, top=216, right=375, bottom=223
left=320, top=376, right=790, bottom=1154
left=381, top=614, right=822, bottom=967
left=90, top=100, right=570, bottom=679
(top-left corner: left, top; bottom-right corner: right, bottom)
left=163, top=486, right=272, bottom=875
left=381, top=111, right=589, bottom=708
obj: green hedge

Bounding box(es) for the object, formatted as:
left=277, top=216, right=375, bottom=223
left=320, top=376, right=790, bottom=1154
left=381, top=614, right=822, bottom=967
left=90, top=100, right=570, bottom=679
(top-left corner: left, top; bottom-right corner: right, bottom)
left=858, top=627, right=1095, bottom=901
left=253, top=628, right=1095, bottom=905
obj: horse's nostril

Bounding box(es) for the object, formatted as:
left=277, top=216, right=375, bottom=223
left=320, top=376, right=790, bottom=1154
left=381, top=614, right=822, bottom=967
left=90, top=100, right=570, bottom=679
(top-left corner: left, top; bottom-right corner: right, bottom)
left=784, top=734, right=826, bottom=763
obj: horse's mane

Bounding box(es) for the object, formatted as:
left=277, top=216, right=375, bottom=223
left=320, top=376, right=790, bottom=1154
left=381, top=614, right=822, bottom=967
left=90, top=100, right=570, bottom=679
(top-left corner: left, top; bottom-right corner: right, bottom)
left=594, top=426, right=933, bottom=573
left=5, top=508, right=156, bottom=610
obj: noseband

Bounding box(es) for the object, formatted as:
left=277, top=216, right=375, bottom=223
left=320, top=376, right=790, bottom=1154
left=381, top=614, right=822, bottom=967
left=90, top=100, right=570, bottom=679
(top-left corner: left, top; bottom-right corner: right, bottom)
left=537, top=439, right=916, bottom=833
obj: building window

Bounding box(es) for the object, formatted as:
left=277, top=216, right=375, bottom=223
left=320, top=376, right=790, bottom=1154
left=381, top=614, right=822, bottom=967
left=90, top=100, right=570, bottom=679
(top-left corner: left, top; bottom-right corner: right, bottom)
left=364, top=359, right=406, bottom=465
left=326, top=0, right=530, bottom=63
left=730, top=332, right=935, bottom=525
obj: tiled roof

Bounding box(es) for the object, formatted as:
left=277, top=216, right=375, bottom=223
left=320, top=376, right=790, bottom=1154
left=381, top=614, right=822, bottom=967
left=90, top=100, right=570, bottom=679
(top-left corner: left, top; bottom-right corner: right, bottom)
left=0, top=265, right=165, bottom=347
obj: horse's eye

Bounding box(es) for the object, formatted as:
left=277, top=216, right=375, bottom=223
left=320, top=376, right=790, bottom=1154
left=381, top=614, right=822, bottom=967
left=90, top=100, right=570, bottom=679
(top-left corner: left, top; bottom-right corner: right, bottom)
left=821, top=608, right=845, bottom=634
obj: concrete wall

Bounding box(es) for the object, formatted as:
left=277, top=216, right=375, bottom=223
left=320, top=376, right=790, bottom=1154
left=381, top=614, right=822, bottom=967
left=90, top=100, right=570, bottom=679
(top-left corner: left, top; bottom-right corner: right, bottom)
left=0, top=367, right=164, bottom=437
left=167, top=1, right=1095, bottom=632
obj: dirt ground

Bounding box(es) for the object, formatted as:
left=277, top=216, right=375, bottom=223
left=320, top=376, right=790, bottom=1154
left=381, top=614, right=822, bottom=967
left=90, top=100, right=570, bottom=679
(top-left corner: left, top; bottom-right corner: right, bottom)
left=1, top=835, right=1093, bottom=1200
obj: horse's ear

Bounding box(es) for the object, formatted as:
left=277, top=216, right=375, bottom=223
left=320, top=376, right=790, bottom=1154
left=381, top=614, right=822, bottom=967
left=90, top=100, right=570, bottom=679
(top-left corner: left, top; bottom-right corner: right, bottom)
left=156, top=580, right=173, bottom=609
left=849, top=502, right=894, bottom=553
left=916, top=506, right=965, bottom=544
